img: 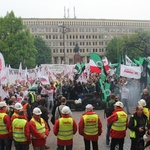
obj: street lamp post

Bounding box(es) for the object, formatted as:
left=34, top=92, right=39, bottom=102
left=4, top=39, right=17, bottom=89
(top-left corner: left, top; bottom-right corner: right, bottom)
left=58, top=22, right=69, bottom=64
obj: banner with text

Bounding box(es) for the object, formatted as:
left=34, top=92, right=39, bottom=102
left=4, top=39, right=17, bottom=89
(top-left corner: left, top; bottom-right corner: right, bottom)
left=120, top=64, right=142, bottom=79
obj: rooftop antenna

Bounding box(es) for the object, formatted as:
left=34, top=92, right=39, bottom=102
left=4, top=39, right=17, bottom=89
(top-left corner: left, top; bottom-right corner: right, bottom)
left=67, top=8, right=69, bottom=18
left=64, top=6, right=66, bottom=18
left=74, top=6, right=76, bottom=18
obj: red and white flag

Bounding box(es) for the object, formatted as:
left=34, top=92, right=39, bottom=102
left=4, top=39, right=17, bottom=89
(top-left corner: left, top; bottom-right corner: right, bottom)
left=0, top=53, right=5, bottom=72
left=89, top=59, right=101, bottom=73
left=102, top=56, right=110, bottom=73
left=0, top=53, right=6, bottom=99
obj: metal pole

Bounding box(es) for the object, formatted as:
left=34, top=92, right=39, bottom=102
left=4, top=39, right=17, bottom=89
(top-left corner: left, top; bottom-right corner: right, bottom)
left=63, top=24, right=66, bottom=64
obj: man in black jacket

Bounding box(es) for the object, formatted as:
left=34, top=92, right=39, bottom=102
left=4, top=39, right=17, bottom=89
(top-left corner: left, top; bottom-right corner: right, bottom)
left=128, top=105, right=148, bottom=150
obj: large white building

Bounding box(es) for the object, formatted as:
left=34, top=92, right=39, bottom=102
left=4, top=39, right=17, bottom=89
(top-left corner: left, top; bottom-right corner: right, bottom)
left=22, top=18, right=150, bottom=64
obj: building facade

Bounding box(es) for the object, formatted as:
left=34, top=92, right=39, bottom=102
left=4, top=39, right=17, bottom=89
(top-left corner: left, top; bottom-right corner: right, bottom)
left=22, top=18, right=150, bottom=64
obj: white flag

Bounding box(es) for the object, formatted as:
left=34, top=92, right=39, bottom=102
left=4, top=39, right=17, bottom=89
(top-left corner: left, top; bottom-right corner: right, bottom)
left=125, top=55, right=136, bottom=66
left=120, top=64, right=142, bottom=79
left=17, top=62, right=23, bottom=83
left=24, top=67, right=29, bottom=83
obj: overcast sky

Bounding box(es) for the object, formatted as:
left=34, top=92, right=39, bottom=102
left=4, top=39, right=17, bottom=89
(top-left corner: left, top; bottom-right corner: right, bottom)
left=0, top=0, right=150, bottom=20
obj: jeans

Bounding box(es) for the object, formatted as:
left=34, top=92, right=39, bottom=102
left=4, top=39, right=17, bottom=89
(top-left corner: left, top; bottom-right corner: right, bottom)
left=106, top=123, right=111, bottom=145
left=0, top=138, right=12, bottom=150
left=14, top=141, right=29, bottom=150
left=47, top=100, right=54, bottom=113
left=84, top=138, right=98, bottom=150
left=57, top=145, right=72, bottom=150
left=122, top=98, right=130, bottom=114
left=110, top=138, right=124, bottom=150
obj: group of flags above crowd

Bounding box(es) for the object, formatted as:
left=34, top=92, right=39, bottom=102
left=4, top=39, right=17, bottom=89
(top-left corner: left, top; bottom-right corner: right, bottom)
left=0, top=52, right=150, bottom=101
left=0, top=52, right=150, bottom=84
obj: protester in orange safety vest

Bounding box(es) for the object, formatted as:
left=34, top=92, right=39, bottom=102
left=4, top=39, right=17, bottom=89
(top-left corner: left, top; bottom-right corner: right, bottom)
left=0, top=102, right=12, bottom=150
left=53, top=106, right=77, bottom=150
left=78, top=104, right=102, bottom=150
left=29, top=107, right=50, bottom=150
left=10, top=109, right=31, bottom=150
left=107, top=101, right=128, bottom=150
left=21, top=99, right=32, bottom=121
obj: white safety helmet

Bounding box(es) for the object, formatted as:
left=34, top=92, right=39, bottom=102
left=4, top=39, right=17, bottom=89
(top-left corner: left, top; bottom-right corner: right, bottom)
left=114, top=101, right=124, bottom=108
left=0, top=102, right=7, bottom=108
left=138, top=99, right=146, bottom=107
left=14, top=102, right=23, bottom=110
left=86, top=104, right=94, bottom=111
left=33, top=107, right=42, bottom=115
left=61, top=106, right=70, bottom=114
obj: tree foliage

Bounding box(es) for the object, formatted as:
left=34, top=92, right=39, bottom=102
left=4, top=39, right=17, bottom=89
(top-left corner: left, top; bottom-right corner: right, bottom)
left=34, top=36, right=51, bottom=66
left=106, top=30, right=150, bottom=63
left=0, top=11, right=37, bottom=69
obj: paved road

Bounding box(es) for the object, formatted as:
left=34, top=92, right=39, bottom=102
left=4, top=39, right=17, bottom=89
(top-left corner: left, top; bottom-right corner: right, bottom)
left=12, top=109, right=131, bottom=150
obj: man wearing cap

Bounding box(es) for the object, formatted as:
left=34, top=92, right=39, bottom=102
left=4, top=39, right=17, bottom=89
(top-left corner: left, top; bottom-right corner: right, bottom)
left=10, top=109, right=31, bottom=150
left=0, top=102, right=12, bottom=150
left=138, top=99, right=150, bottom=121
left=53, top=106, right=77, bottom=150
left=128, top=105, right=148, bottom=150
left=11, top=102, right=23, bottom=121
left=78, top=104, right=102, bottom=150
left=29, top=107, right=50, bottom=150
left=107, top=101, right=128, bottom=150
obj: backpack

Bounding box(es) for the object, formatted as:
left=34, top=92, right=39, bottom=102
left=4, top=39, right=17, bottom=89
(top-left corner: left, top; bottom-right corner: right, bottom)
left=105, top=100, right=115, bottom=118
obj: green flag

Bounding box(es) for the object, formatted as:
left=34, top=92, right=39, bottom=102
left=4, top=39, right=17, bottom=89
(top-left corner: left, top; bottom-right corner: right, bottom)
left=89, top=52, right=103, bottom=68
left=109, top=63, right=119, bottom=68
left=99, top=79, right=111, bottom=102
left=75, top=62, right=82, bottom=74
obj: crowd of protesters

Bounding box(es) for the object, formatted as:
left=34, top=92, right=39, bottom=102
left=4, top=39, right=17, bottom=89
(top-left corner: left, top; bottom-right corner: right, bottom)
left=1, top=71, right=150, bottom=150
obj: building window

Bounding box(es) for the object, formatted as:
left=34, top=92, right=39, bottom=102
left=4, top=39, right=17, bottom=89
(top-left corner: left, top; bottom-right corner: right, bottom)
left=54, top=57, right=58, bottom=64
left=69, top=59, right=73, bottom=64
left=60, top=57, right=64, bottom=64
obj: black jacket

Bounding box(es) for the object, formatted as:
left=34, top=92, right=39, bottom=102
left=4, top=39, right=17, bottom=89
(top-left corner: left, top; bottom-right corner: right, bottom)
left=128, top=113, right=148, bottom=140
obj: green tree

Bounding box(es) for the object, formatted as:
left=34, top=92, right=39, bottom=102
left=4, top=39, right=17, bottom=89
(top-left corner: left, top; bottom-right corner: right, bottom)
left=34, top=36, right=51, bottom=66
left=134, top=30, right=150, bottom=56
left=106, top=37, right=123, bottom=63
left=0, top=11, right=37, bottom=68
left=106, top=30, right=150, bottom=63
